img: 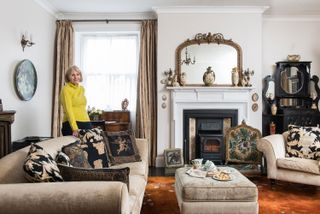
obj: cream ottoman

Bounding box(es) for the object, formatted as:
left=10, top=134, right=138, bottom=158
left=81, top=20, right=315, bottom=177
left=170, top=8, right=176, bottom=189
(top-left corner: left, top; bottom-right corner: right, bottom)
left=175, top=167, right=258, bottom=214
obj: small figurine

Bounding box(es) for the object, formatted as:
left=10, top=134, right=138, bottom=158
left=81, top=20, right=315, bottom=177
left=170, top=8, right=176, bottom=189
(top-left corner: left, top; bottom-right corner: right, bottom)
left=121, top=98, right=129, bottom=111
left=203, top=66, right=215, bottom=86
left=241, top=68, right=254, bottom=87
left=160, top=68, right=174, bottom=86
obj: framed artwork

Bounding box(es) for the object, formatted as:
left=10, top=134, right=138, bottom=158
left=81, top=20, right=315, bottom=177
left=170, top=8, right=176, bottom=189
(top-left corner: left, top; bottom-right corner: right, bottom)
left=14, top=59, right=37, bottom=101
left=225, top=120, right=262, bottom=164
left=164, top=148, right=184, bottom=168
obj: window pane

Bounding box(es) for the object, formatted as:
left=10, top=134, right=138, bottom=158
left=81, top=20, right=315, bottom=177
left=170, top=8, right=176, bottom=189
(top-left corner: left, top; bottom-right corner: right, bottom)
left=77, top=33, right=139, bottom=128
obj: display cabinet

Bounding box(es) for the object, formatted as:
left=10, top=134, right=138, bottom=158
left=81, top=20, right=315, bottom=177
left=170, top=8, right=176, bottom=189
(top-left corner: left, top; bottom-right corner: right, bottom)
left=262, top=61, right=320, bottom=136
left=0, top=110, right=16, bottom=158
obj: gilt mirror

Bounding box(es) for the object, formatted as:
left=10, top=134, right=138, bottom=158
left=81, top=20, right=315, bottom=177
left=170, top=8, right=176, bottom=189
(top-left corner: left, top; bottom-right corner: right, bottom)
left=176, top=33, right=243, bottom=86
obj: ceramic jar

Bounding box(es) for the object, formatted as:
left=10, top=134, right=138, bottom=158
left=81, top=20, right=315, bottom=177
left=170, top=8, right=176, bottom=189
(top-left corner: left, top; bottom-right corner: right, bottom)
left=232, top=67, right=239, bottom=86
left=203, top=66, right=215, bottom=86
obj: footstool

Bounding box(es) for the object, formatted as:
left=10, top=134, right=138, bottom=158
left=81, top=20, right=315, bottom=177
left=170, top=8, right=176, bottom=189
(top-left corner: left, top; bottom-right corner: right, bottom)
left=175, top=167, right=258, bottom=214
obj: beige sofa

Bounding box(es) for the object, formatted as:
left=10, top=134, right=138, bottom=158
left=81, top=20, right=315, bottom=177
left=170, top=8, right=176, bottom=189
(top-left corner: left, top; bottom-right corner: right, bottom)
left=0, top=136, right=149, bottom=214
left=257, top=133, right=320, bottom=186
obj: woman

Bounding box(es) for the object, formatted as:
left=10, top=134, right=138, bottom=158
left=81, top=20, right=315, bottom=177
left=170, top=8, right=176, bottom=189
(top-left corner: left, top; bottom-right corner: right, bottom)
left=60, top=65, right=92, bottom=136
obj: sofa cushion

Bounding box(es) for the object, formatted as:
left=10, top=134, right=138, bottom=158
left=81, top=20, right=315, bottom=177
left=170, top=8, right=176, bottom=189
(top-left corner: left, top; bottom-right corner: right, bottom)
left=58, top=164, right=130, bottom=189
left=79, top=128, right=109, bottom=168
left=277, top=157, right=320, bottom=175
left=60, top=141, right=92, bottom=168
left=104, top=129, right=141, bottom=166
left=23, top=143, right=63, bottom=182
left=286, top=127, right=320, bottom=160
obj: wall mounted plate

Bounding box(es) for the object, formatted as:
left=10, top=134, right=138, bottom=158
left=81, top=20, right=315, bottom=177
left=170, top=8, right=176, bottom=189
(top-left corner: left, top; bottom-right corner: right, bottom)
left=14, top=59, right=37, bottom=101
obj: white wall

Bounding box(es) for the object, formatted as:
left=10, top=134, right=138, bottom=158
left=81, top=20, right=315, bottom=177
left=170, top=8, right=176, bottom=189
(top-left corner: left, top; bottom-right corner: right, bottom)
left=156, top=8, right=264, bottom=166
left=0, top=0, right=56, bottom=140
left=262, top=16, right=320, bottom=79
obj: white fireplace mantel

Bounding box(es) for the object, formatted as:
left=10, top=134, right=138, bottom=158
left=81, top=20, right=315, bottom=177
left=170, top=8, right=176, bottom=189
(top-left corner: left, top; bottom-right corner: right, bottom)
left=167, top=86, right=254, bottom=149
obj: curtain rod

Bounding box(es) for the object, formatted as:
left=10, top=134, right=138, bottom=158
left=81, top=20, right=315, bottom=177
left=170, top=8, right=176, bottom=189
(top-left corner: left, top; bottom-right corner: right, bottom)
left=58, top=19, right=156, bottom=23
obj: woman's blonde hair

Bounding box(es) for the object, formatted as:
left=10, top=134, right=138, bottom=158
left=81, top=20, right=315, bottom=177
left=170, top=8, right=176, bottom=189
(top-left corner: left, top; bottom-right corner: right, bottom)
left=65, top=65, right=83, bottom=82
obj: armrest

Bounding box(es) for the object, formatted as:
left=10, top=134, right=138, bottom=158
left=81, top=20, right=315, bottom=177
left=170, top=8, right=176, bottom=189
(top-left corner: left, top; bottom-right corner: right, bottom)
left=0, top=181, right=129, bottom=214
left=135, top=138, right=149, bottom=177
left=257, top=134, right=286, bottom=179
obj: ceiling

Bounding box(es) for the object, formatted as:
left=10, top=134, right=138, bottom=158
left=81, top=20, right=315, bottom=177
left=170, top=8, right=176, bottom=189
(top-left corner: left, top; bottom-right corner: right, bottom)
left=36, top=0, right=320, bottom=17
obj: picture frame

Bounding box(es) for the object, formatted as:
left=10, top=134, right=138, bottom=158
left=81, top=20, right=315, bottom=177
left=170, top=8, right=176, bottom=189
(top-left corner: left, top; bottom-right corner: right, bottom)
left=225, top=120, right=262, bottom=165
left=164, top=148, right=184, bottom=168
left=14, top=59, right=37, bottom=101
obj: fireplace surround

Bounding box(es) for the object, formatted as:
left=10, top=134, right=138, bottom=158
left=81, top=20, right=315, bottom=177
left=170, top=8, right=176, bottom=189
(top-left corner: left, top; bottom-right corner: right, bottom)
left=168, top=86, right=254, bottom=162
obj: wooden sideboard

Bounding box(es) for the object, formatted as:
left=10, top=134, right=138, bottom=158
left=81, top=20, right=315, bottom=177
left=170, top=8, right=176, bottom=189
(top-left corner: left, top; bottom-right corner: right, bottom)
left=0, top=110, right=16, bottom=158
left=91, top=111, right=130, bottom=132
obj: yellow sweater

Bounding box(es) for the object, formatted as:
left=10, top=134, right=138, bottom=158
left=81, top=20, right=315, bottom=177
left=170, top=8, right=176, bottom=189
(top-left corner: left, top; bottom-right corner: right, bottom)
left=60, top=82, right=90, bottom=131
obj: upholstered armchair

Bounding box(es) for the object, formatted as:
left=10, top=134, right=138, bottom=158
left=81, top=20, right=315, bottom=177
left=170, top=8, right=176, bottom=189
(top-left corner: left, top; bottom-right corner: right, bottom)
left=257, top=131, right=320, bottom=186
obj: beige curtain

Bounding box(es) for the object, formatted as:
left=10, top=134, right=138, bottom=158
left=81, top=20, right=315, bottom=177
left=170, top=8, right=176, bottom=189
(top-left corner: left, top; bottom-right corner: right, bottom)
left=51, top=20, right=74, bottom=137
left=136, top=20, right=157, bottom=166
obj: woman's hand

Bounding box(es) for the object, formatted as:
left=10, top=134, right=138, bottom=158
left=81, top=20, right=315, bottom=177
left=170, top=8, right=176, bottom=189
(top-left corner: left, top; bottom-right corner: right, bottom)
left=72, top=130, right=79, bottom=137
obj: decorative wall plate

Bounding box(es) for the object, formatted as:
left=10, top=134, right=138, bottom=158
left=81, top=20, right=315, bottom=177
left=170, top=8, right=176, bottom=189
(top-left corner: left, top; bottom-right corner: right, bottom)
left=14, top=59, right=37, bottom=101
left=251, top=93, right=259, bottom=102
left=252, top=103, right=258, bottom=112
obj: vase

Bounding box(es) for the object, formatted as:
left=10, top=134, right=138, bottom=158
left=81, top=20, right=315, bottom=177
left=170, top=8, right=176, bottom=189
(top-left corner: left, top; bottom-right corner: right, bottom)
left=203, top=66, right=215, bottom=86
left=232, top=68, right=239, bottom=86
left=271, top=103, right=277, bottom=115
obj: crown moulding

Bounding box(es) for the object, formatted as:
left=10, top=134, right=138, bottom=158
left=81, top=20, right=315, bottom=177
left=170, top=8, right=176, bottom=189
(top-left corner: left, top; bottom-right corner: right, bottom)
left=153, top=6, right=270, bottom=14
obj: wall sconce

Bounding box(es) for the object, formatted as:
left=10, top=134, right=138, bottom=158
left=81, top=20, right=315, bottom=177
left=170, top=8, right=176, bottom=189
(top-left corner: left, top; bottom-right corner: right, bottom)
left=181, top=47, right=195, bottom=65
left=21, top=34, right=35, bottom=51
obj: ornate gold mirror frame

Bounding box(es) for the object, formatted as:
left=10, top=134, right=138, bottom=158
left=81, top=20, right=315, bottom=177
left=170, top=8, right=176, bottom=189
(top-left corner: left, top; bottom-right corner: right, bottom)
left=175, top=32, right=243, bottom=86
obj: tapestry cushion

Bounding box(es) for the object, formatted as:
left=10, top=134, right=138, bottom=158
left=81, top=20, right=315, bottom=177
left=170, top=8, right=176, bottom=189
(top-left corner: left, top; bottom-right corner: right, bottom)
left=104, top=129, right=141, bottom=166
left=58, top=164, right=130, bottom=189
left=61, top=141, right=92, bottom=168
left=78, top=128, right=109, bottom=168
left=286, top=126, right=320, bottom=160
left=23, top=143, right=63, bottom=182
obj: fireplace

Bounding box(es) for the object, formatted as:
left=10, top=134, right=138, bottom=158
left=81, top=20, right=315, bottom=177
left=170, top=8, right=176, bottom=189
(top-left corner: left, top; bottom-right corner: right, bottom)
left=183, top=109, right=238, bottom=164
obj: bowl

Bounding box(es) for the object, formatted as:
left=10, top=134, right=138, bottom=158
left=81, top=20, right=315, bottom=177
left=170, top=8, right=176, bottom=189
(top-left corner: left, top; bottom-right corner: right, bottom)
left=287, top=54, right=301, bottom=62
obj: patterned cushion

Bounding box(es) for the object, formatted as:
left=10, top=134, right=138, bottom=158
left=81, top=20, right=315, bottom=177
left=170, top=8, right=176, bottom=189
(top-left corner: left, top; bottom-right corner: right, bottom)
left=61, top=141, right=92, bottom=168
left=79, top=128, right=109, bottom=168
left=286, top=126, right=320, bottom=160
left=103, top=129, right=141, bottom=166
left=55, top=151, right=71, bottom=166
left=23, top=143, right=63, bottom=182
left=58, top=164, right=130, bottom=189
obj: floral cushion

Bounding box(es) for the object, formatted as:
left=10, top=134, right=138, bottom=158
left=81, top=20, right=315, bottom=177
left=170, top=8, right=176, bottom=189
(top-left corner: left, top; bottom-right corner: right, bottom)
left=58, top=164, right=130, bottom=189
left=286, top=126, right=320, bottom=160
left=78, top=128, right=109, bottom=168
left=23, top=143, right=63, bottom=182
left=103, top=129, right=141, bottom=166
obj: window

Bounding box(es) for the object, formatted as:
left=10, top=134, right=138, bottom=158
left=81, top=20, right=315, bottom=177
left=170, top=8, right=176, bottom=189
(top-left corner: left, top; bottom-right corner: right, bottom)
left=75, top=30, right=139, bottom=128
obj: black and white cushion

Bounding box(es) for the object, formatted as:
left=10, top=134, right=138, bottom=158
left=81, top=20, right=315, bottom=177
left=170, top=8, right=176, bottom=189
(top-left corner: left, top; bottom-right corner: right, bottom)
left=286, top=126, right=320, bottom=160
left=78, top=128, right=109, bottom=168
left=23, top=143, right=63, bottom=182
